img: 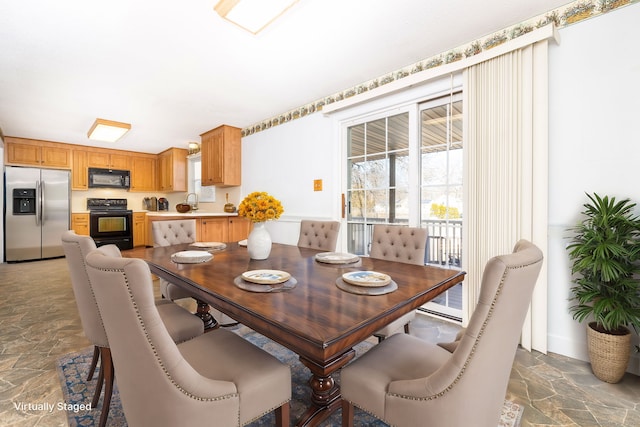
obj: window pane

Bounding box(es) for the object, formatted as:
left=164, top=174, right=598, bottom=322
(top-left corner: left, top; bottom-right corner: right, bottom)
left=365, top=189, right=388, bottom=219
left=421, top=150, right=448, bottom=186
left=391, top=151, right=410, bottom=187
left=363, top=156, right=388, bottom=189
left=388, top=113, right=409, bottom=151
left=366, top=118, right=387, bottom=156
left=348, top=190, right=364, bottom=219
left=421, top=105, right=448, bottom=148
left=392, top=186, right=409, bottom=222
left=448, top=147, right=463, bottom=186
left=348, top=158, right=366, bottom=190
left=348, top=124, right=365, bottom=157
left=451, top=100, right=463, bottom=146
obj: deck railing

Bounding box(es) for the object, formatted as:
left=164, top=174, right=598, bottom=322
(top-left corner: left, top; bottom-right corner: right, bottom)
left=347, top=219, right=463, bottom=267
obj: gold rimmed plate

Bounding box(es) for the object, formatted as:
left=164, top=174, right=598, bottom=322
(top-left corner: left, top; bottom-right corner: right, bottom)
left=342, top=271, right=391, bottom=287
left=242, top=269, right=291, bottom=285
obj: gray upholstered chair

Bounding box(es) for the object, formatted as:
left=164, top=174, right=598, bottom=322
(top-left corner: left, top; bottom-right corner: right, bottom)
left=61, top=230, right=204, bottom=427
left=84, top=247, right=291, bottom=427
left=341, top=239, right=543, bottom=427
left=151, top=219, right=236, bottom=328
left=369, top=224, right=428, bottom=341
left=151, top=219, right=198, bottom=301
left=297, top=220, right=340, bottom=251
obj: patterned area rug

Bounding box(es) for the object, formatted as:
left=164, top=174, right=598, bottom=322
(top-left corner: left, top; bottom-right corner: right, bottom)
left=57, top=326, right=523, bottom=426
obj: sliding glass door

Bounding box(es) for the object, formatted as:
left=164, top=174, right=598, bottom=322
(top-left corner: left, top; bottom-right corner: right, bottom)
left=419, top=94, right=463, bottom=320
left=344, top=92, right=463, bottom=321
left=345, top=112, right=410, bottom=255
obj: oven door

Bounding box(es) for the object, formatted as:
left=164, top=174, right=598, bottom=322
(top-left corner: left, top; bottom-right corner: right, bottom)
left=89, top=210, right=133, bottom=250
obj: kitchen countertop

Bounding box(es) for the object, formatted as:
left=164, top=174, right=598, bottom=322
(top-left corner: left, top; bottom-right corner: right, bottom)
left=72, top=211, right=239, bottom=216
left=144, top=211, right=238, bottom=217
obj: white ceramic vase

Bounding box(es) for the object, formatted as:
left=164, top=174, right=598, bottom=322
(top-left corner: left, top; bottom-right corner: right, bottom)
left=247, top=222, right=272, bottom=260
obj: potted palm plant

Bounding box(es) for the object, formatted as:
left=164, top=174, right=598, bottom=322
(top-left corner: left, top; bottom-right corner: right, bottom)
left=567, top=193, right=640, bottom=383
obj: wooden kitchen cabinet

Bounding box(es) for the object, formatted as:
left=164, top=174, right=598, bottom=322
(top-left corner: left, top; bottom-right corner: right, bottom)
left=200, top=125, right=241, bottom=187
left=145, top=215, right=244, bottom=246
left=133, top=212, right=147, bottom=247
left=71, top=213, right=90, bottom=236
left=4, top=137, right=72, bottom=169
left=157, top=147, right=187, bottom=192
left=87, top=149, right=131, bottom=170
left=229, top=216, right=251, bottom=241
left=130, top=154, right=157, bottom=192
left=200, top=217, right=229, bottom=242
left=72, top=149, right=88, bottom=190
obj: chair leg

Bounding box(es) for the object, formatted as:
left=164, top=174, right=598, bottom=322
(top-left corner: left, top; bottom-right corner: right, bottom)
left=97, top=347, right=114, bottom=427
left=87, top=346, right=99, bottom=381
left=91, top=347, right=106, bottom=408
left=275, top=401, right=290, bottom=427
left=341, top=399, right=355, bottom=427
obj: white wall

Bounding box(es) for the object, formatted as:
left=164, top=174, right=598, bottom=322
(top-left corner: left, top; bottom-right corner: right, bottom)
left=547, top=5, right=640, bottom=372
left=242, top=4, right=640, bottom=371
left=241, top=113, right=339, bottom=245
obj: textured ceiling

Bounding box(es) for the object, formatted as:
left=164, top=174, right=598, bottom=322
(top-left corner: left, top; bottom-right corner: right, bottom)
left=0, top=0, right=571, bottom=154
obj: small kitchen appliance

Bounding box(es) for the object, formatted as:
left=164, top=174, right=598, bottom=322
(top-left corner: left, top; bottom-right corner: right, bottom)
left=158, top=197, right=169, bottom=211
left=143, top=196, right=157, bottom=211
left=88, top=167, right=130, bottom=189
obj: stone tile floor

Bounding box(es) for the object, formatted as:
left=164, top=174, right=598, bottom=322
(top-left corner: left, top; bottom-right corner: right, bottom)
left=1, top=257, right=639, bottom=426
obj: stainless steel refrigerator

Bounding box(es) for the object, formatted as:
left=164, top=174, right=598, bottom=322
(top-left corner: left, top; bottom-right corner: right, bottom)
left=4, top=166, right=70, bottom=262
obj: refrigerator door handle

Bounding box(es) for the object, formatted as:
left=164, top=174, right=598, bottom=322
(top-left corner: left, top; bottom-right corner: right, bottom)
left=36, top=180, right=42, bottom=226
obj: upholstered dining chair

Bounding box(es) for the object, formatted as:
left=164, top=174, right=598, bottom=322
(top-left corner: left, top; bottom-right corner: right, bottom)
left=341, top=239, right=543, bottom=427
left=84, top=247, right=291, bottom=427
left=61, top=230, right=204, bottom=427
left=151, top=219, right=198, bottom=301
left=369, top=224, right=428, bottom=341
left=151, top=219, right=236, bottom=328
left=297, top=220, right=340, bottom=251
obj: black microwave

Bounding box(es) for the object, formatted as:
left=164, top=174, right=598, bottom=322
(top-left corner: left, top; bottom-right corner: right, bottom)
left=88, top=168, right=130, bottom=189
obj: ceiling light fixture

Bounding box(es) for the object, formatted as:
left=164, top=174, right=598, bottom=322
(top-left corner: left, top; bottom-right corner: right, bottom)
left=87, top=118, right=131, bottom=142
left=214, top=0, right=298, bottom=34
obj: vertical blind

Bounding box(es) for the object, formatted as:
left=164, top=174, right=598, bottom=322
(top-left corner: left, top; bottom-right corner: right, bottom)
left=463, top=40, right=549, bottom=353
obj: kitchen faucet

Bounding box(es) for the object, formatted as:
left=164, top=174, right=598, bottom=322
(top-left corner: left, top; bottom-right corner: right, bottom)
left=186, top=193, right=199, bottom=210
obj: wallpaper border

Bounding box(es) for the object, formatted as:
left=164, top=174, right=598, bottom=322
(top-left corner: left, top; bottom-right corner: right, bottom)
left=241, top=0, right=637, bottom=137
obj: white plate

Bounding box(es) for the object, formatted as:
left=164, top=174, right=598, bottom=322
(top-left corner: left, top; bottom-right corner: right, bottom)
left=238, top=239, right=248, bottom=247
left=315, top=252, right=360, bottom=264
left=171, top=251, right=213, bottom=264
left=242, top=269, right=291, bottom=284
left=234, top=276, right=298, bottom=293
left=342, top=271, right=391, bottom=287
left=190, top=241, right=226, bottom=250
left=336, top=278, right=397, bottom=295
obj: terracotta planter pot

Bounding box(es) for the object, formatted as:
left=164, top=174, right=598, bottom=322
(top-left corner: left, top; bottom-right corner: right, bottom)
left=586, top=322, right=631, bottom=383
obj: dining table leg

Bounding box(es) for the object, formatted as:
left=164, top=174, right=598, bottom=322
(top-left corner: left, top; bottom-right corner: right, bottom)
left=296, top=349, right=356, bottom=427
left=194, top=298, right=218, bottom=330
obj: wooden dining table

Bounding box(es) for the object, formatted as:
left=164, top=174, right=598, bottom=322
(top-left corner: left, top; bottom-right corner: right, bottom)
left=124, top=242, right=465, bottom=427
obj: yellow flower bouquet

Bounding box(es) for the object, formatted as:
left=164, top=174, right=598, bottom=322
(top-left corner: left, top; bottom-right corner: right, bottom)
left=238, top=191, right=284, bottom=223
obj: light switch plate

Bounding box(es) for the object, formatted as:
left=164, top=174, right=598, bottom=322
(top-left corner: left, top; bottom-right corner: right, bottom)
left=313, top=179, right=323, bottom=191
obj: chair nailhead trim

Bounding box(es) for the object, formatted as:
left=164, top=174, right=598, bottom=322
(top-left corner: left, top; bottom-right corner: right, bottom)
left=92, top=264, right=239, bottom=404
left=387, top=255, right=543, bottom=402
